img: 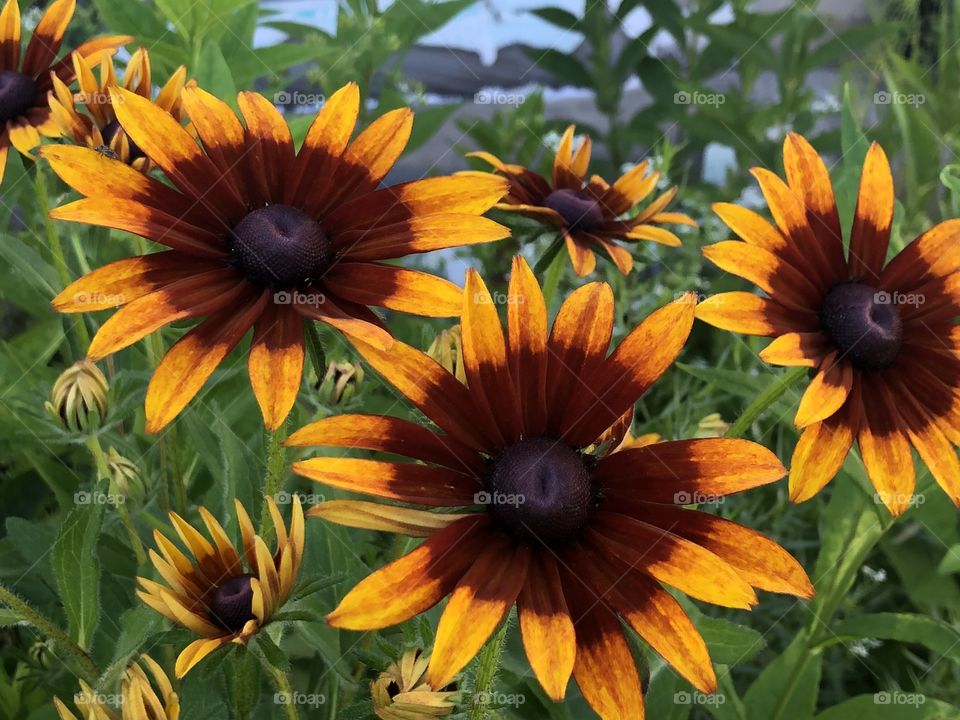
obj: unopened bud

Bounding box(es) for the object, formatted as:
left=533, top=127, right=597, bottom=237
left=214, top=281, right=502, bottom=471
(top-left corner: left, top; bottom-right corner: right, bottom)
left=45, top=360, right=108, bottom=432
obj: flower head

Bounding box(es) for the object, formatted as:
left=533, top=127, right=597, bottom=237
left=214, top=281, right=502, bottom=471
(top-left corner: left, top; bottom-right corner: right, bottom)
left=697, top=133, right=960, bottom=515
left=45, top=358, right=108, bottom=432
left=42, top=83, right=508, bottom=432
left=287, top=257, right=812, bottom=717
left=49, top=47, right=187, bottom=171
left=469, top=125, right=695, bottom=276
left=0, top=0, right=129, bottom=181
left=136, top=496, right=304, bottom=677
left=54, top=655, right=179, bottom=720
left=370, top=648, right=456, bottom=720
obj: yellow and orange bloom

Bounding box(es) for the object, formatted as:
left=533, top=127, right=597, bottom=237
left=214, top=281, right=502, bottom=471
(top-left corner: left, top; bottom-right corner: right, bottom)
left=469, top=125, right=695, bottom=276
left=41, top=83, right=509, bottom=432
left=287, top=256, right=813, bottom=719
left=54, top=654, right=179, bottom=719
left=49, top=47, right=187, bottom=172
left=0, top=0, right=129, bottom=181
left=370, top=648, right=457, bottom=720
left=697, top=133, right=960, bottom=515
left=136, top=497, right=303, bottom=678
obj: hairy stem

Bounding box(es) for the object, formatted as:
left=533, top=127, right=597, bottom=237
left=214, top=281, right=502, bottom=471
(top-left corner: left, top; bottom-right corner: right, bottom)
left=467, top=620, right=510, bottom=720
left=725, top=366, right=807, bottom=439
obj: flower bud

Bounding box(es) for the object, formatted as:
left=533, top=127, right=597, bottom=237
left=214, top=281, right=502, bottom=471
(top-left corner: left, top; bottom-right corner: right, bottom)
left=45, top=360, right=108, bottom=432
left=106, top=447, right=144, bottom=501
left=317, top=361, right=364, bottom=405
left=371, top=648, right=456, bottom=720
left=694, top=412, right=729, bottom=438
left=425, top=325, right=466, bottom=383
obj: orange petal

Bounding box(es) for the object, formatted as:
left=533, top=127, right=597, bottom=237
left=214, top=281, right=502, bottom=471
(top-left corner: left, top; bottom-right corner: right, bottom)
left=427, top=539, right=529, bottom=688
left=589, top=514, right=758, bottom=609
left=336, top=214, right=509, bottom=262
left=794, top=352, right=852, bottom=428
left=601, top=160, right=656, bottom=216
left=293, top=292, right=392, bottom=351
left=308, top=500, right=473, bottom=537
left=759, top=332, right=828, bottom=367
left=461, top=269, right=520, bottom=445
left=565, top=232, right=596, bottom=276
left=238, top=91, right=294, bottom=205
left=619, top=502, right=814, bottom=598
left=849, top=141, right=894, bottom=281
left=248, top=304, right=304, bottom=431
left=595, top=235, right=634, bottom=274
left=789, top=395, right=859, bottom=503
left=597, top=438, right=786, bottom=502
left=327, top=515, right=491, bottom=630
left=351, top=334, right=497, bottom=451
left=8, top=122, right=39, bottom=156
left=292, top=457, right=480, bottom=506
left=702, top=240, right=821, bottom=310
left=323, top=262, right=462, bottom=317
left=507, top=256, right=548, bottom=436
left=562, top=566, right=645, bottom=720
left=561, top=294, right=695, bottom=447
left=546, top=281, right=613, bottom=437
left=695, top=292, right=819, bottom=336
left=87, top=270, right=248, bottom=360
left=517, top=552, right=575, bottom=702
left=144, top=290, right=268, bottom=433
left=881, top=218, right=960, bottom=292
left=857, top=378, right=915, bottom=516
left=0, top=0, right=20, bottom=72
left=623, top=223, right=681, bottom=247
left=552, top=125, right=581, bottom=189
left=180, top=86, right=249, bottom=199
left=22, top=0, right=74, bottom=75
left=175, top=637, right=230, bottom=678
left=284, top=413, right=484, bottom=474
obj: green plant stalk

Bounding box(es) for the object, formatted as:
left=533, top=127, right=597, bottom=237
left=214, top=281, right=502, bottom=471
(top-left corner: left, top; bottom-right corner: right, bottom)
left=86, top=436, right=146, bottom=564
left=304, top=321, right=327, bottom=380
left=259, top=424, right=288, bottom=540
left=0, top=581, right=100, bottom=683
left=540, top=239, right=566, bottom=310
left=724, top=367, right=808, bottom=439
left=467, top=620, right=510, bottom=720
left=266, top=662, right=300, bottom=720
left=36, top=166, right=91, bottom=353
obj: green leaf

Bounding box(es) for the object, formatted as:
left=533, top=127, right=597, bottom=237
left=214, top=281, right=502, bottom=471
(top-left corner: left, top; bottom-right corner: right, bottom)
left=530, top=7, right=581, bottom=31
left=826, top=613, right=960, bottom=665
left=524, top=48, right=593, bottom=87
left=814, top=695, right=959, bottom=719
left=743, top=635, right=822, bottom=720
left=194, top=43, right=237, bottom=107
left=251, top=632, right=290, bottom=673
left=51, top=481, right=107, bottom=650
left=697, top=616, right=765, bottom=666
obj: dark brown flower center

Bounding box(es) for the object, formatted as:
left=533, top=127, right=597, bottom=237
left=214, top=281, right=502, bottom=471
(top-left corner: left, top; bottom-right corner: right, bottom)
left=230, top=204, right=332, bottom=288
left=209, top=574, right=256, bottom=633
left=0, top=70, right=37, bottom=125
left=484, top=437, right=595, bottom=545
left=820, top=282, right=903, bottom=371
left=543, top=188, right=604, bottom=231
left=101, top=119, right=144, bottom=162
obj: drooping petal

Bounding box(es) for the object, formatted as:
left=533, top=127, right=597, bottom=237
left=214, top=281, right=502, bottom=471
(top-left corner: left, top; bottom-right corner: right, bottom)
left=857, top=377, right=915, bottom=516
left=175, top=637, right=231, bottom=678
left=293, top=292, right=393, bottom=350
left=248, top=304, right=304, bottom=431
left=564, top=232, right=596, bottom=276
left=427, top=539, right=529, bottom=688
left=327, top=515, right=491, bottom=630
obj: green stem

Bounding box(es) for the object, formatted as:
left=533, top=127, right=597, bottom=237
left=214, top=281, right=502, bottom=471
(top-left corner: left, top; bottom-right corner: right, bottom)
left=540, top=239, right=566, bottom=310
left=467, top=620, right=510, bottom=720
left=0, top=582, right=101, bottom=683
left=304, top=321, right=327, bottom=380
left=86, top=436, right=146, bottom=565
left=724, top=367, right=808, bottom=439
left=266, top=662, right=300, bottom=720
left=259, top=425, right=288, bottom=539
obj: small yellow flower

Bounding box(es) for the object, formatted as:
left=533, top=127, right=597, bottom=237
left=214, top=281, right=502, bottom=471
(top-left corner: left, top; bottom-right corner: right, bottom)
left=425, top=325, right=466, bottom=384
left=371, top=648, right=456, bottom=720
left=49, top=47, right=186, bottom=171
left=53, top=655, right=179, bottom=719
left=45, top=359, right=108, bottom=432
left=136, top=497, right=304, bottom=677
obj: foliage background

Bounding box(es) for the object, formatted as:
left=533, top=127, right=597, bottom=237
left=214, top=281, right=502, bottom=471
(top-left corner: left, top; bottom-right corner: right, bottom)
left=1, top=0, right=960, bottom=718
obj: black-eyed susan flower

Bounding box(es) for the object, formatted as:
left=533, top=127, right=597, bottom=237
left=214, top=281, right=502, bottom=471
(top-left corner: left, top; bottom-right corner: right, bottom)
left=0, top=0, right=129, bottom=181
left=697, top=133, right=960, bottom=516
left=370, top=648, right=456, bottom=720
left=54, top=654, right=179, bottom=719
left=287, top=256, right=813, bottom=719
left=49, top=47, right=186, bottom=171
left=41, top=83, right=509, bottom=432
left=136, top=497, right=303, bottom=677
left=469, top=125, right=695, bottom=276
